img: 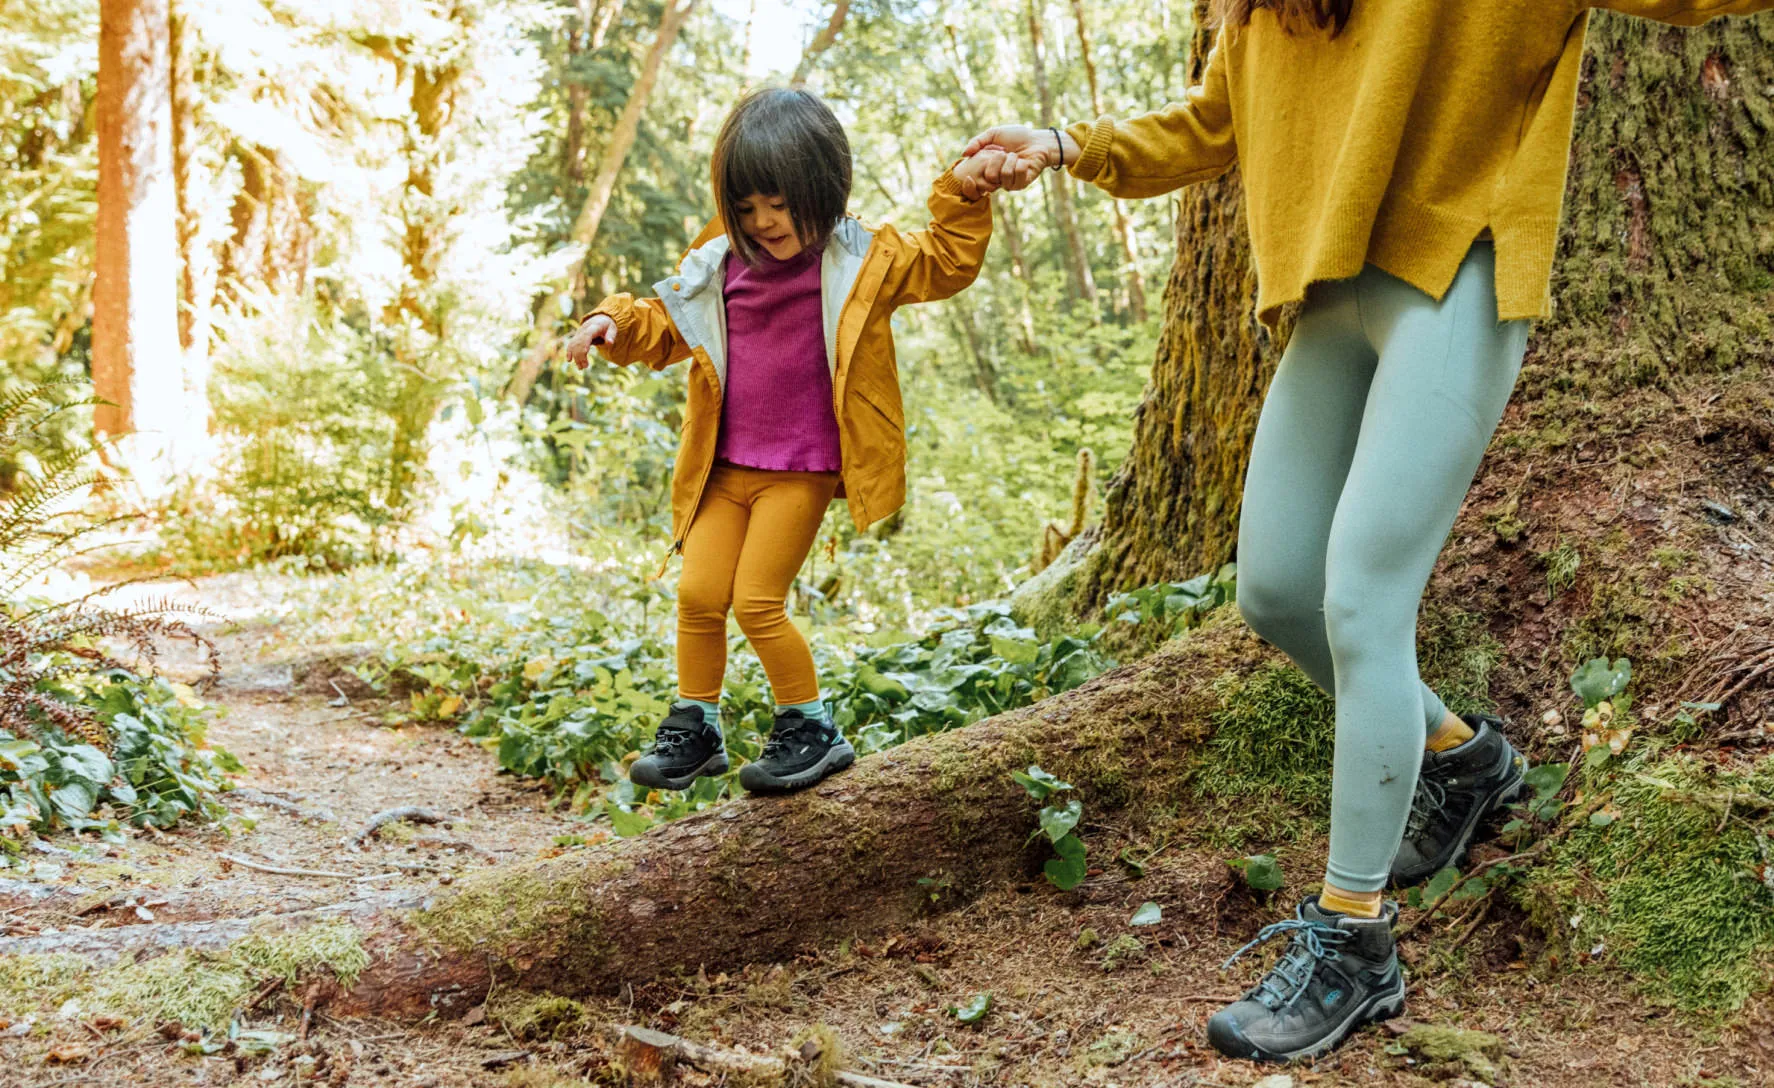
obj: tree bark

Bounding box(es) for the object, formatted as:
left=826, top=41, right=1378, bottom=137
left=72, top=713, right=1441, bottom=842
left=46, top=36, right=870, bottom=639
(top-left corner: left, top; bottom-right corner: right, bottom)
left=564, top=0, right=624, bottom=188
left=1025, top=0, right=1096, bottom=308
left=0, top=621, right=1253, bottom=1016
left=93, top=0, right=199, bottom=485
left=789, top=0, right=851, bottom=88
left=506, top=0, right=698, bottom=406
left=1072, top=7, right=1774, bottom=614
left=169, top=0, right=212, bottom=436
left=1068, top=0, right=1146, bottom=322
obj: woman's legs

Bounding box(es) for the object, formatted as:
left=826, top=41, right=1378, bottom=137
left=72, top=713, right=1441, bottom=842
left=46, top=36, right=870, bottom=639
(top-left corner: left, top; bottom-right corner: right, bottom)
left=1320, top=245, right=1529, bottom=896
left=729, top=470, right=840, bottom=708
left=1237, top=285, right=1454, bottom=748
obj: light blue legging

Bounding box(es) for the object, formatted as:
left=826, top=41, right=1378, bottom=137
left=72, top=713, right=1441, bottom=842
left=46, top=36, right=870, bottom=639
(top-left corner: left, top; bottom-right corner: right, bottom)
left=1236, top=241, right=1530, bottom=893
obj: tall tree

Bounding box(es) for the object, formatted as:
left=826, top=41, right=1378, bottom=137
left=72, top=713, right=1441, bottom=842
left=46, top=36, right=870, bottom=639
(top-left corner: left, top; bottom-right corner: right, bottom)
left=168, top=0, right=212, bottom=423
left=789, top=0, right=851, bottom=88
left=1070, top=5, right=1774, bottom=613
left=564, top=0, right=626, bottom=188
left=1068, top=0, right=1146, bottom=322
left=1025, top=0, right=1095, bottom=307
left=93, top=0, right=202, bottom=485
left=507, top=0, right=699, bottom=406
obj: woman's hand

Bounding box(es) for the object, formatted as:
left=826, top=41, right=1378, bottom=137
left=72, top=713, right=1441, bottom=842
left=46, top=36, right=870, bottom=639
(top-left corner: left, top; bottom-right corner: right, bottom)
left=951, top=148, right=1009, bottom=198
left=565, top=314, right=616, bottom=370
left=957, top=124, right=1080, bottom=199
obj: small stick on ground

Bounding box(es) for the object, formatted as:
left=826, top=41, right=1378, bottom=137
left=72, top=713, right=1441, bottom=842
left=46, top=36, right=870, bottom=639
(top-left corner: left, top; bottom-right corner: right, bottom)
left=600, top=1024, right=920, bottom=1088
left=350, top=806, right=447, bottom=848
left=227, top=788, right=338, bottom=823
left=220, top=853, right=354, bottom=880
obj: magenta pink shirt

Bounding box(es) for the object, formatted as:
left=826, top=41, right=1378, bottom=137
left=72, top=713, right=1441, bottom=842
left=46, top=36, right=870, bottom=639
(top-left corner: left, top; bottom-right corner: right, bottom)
left=713, top=245, right=842, bottom=473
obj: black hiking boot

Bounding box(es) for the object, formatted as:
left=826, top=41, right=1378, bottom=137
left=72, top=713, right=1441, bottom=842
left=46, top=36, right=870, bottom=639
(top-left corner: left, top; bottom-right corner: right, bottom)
left=1207, top=897, right=1407, bottom=1063
left=1389, top=714, right=1526, bottom=887
left=629, top=704, right=729, bottom=791
left=738, top=709, right=855, bottom=793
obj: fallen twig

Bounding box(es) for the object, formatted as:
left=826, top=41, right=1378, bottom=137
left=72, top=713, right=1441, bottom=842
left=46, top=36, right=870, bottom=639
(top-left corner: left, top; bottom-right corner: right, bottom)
left=226, top=788, right=338, bottom=823
left=600, top=1024, right=920, bottom=1088
left=350, top=806, right=447, bottom=848
left=220, top=853, right=354, bottom=880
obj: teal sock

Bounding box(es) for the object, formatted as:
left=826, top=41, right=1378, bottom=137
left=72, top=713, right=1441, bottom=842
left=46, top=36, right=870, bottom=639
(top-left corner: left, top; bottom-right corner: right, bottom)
left=674, top=698, right=722, bottom=737
left=783, top=699, right=827, bottom=721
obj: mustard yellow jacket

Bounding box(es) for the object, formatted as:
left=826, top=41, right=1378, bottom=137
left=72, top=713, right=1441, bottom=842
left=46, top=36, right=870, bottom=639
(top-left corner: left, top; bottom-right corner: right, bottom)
left=588, top=169, right=991, bottom=550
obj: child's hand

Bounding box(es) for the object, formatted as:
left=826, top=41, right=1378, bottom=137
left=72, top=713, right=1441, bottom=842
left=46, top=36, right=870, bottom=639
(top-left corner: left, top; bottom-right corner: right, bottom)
left=566, top=314, right=616, bottom=369
left=953, top=147, right=1009, bottom=200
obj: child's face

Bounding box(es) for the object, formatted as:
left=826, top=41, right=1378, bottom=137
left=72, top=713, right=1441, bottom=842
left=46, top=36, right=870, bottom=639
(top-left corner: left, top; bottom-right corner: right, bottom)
left=734, top=192, right=804, bottom=261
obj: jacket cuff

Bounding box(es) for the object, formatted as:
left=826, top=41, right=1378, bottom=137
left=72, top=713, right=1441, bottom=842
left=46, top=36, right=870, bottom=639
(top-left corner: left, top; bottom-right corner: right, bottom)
left=1068, top=117, right=1116, bottom=183
left=934, top=166, right=971, bottom=200
left=586, top=295, right=635, bottom=337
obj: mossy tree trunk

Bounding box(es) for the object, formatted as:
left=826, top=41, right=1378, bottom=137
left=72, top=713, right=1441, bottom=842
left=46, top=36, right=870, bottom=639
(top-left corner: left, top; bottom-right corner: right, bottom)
left=1071, top=8, right=1774, bottom=614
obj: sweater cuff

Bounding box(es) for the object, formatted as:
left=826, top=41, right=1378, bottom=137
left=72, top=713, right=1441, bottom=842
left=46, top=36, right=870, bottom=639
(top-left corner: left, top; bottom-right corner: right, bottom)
left=934, top=166, right=969, bottom=199
left=1068, top=117, right=1116, bottom=184
left=586, top=295, right=635, bottom=337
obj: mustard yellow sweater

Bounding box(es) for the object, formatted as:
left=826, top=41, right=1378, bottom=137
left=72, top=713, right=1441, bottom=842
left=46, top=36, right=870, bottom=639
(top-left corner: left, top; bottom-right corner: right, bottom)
left=1067, top=0, right=1773, bottom=330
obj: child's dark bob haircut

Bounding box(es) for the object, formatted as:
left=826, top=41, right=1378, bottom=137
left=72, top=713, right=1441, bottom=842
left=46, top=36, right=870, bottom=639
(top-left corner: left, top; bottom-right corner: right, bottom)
left=710, top=87, right=852, bottom=268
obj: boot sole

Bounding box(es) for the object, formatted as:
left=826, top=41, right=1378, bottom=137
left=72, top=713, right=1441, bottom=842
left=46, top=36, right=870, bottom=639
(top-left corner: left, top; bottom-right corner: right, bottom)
left=1390, top=753, right=1527, bottom=888
left=1209, top=971, right=1407, bottom=1063
left=739, top=741, right=856, bottom=794
left=629, top=752, right=730, bottom=792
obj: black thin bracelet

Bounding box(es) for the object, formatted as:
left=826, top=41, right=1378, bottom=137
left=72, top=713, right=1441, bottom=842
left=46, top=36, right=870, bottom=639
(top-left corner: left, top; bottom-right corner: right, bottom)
left=1050, top=126, right=1063, bottom=172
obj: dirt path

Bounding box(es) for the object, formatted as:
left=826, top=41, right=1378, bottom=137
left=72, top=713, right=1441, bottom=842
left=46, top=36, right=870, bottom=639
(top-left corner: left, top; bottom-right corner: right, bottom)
left=3, top=575, right=1769, bottom=1087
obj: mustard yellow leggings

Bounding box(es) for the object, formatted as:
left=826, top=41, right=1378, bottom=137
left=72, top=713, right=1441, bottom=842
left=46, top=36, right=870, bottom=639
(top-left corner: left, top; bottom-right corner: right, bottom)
left=676, top=464, right=839, bottom=706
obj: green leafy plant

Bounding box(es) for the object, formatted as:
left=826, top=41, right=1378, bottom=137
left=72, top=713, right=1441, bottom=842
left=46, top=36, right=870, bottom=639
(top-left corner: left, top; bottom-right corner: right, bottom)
left=1106, top=563, right=1237, bottom=635
left=1016, top=765, right=1087, bottom=891
left=1227, top=853, right=1284, bottom=893
left=1, top=384, right=233, bottom=838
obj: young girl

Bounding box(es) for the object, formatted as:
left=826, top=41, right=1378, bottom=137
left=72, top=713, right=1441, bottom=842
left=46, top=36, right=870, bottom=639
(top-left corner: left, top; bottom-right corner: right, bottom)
left=963, top=0, right=1772, bottom=1064
left=567, top=88, right=998, bottom=794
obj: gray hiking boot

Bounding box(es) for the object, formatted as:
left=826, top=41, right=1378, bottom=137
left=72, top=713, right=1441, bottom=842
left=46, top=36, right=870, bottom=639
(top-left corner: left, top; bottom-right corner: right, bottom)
left=1390, top=714, right=1526, bottom=887
left=1207, top=897, right=1406, bottom=1063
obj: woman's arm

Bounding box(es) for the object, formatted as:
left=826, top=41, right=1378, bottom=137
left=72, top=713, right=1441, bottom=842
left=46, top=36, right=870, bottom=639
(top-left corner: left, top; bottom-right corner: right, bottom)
left=1065, top=26, right=1237, bottom=199
left=876, top=166, right=995, bottom=308
left=1585, top=0, right=1772, bottom=24
left=568, top=294, right=691, bottom=371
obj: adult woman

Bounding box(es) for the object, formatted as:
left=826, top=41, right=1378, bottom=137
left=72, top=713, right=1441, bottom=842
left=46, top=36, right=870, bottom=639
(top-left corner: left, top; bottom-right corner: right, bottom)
left=963, top=0, right=1772, bottom=1063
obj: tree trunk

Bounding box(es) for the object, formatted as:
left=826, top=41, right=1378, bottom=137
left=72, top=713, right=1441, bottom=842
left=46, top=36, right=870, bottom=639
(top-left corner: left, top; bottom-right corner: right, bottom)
left=564, top=0, right=623, bottom=188
left=93, top=0, right=201, bottom=488
left=386, top=50, right=464, bottom=510
left=1025, top=0, right=1095, bottom=308
left=169, top=0, right=212, bottom=437
left=506, top=0, right=698, bottom=407
left=1072, top=7, right=1774, bottom=614
left=1068, top=0, right=1146, bottom=323
left=0, top=623, right=1252, bottom=1016
left=789, top=0, right=850, bottom=88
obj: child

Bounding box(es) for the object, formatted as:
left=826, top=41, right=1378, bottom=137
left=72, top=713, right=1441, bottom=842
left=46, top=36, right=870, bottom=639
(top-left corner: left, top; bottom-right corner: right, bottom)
left=566, top=87, right=1001, bottom=794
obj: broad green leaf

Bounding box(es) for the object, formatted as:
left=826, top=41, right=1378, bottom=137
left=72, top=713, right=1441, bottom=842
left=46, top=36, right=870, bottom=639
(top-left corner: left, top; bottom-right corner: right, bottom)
left=1038, top=799, right=1083, bottom=843
left=1044, top=833, right=1088, bottom=891
left=607, top=806, right=652, bottom=838
left=1521, top=763, right=1569, bottom=797
left=1232, top=853, right=1284, bottom=892
left=1012, top=765, right=1072, bottom=801
left=1130, top=901, right=1163, bottom=926
left=952, top=992, right=992, bottom=1023
left=1570, top=657, right=1632, bottom=708
left=989, top=633, right=1039, bottom=666
left=1423, top=867, right=1460, bottom=902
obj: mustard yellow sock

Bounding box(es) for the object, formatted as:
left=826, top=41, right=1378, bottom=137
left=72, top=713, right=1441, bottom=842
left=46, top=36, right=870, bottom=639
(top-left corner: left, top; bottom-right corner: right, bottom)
left=1425, top=713, right=1475, bottom=753
left=1319, top=885, right=1384, bottom=919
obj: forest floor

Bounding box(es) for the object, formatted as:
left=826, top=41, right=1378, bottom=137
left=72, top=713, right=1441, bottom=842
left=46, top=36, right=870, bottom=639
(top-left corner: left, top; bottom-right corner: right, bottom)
left=2, top=571, right=1768, bottom=1088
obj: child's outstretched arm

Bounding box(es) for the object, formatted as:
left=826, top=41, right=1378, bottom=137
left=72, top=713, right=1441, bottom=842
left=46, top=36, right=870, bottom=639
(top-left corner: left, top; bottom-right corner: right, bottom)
left=876, top=155, right=999, bottom=308
left=565, top=293, right=691, bottom=371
